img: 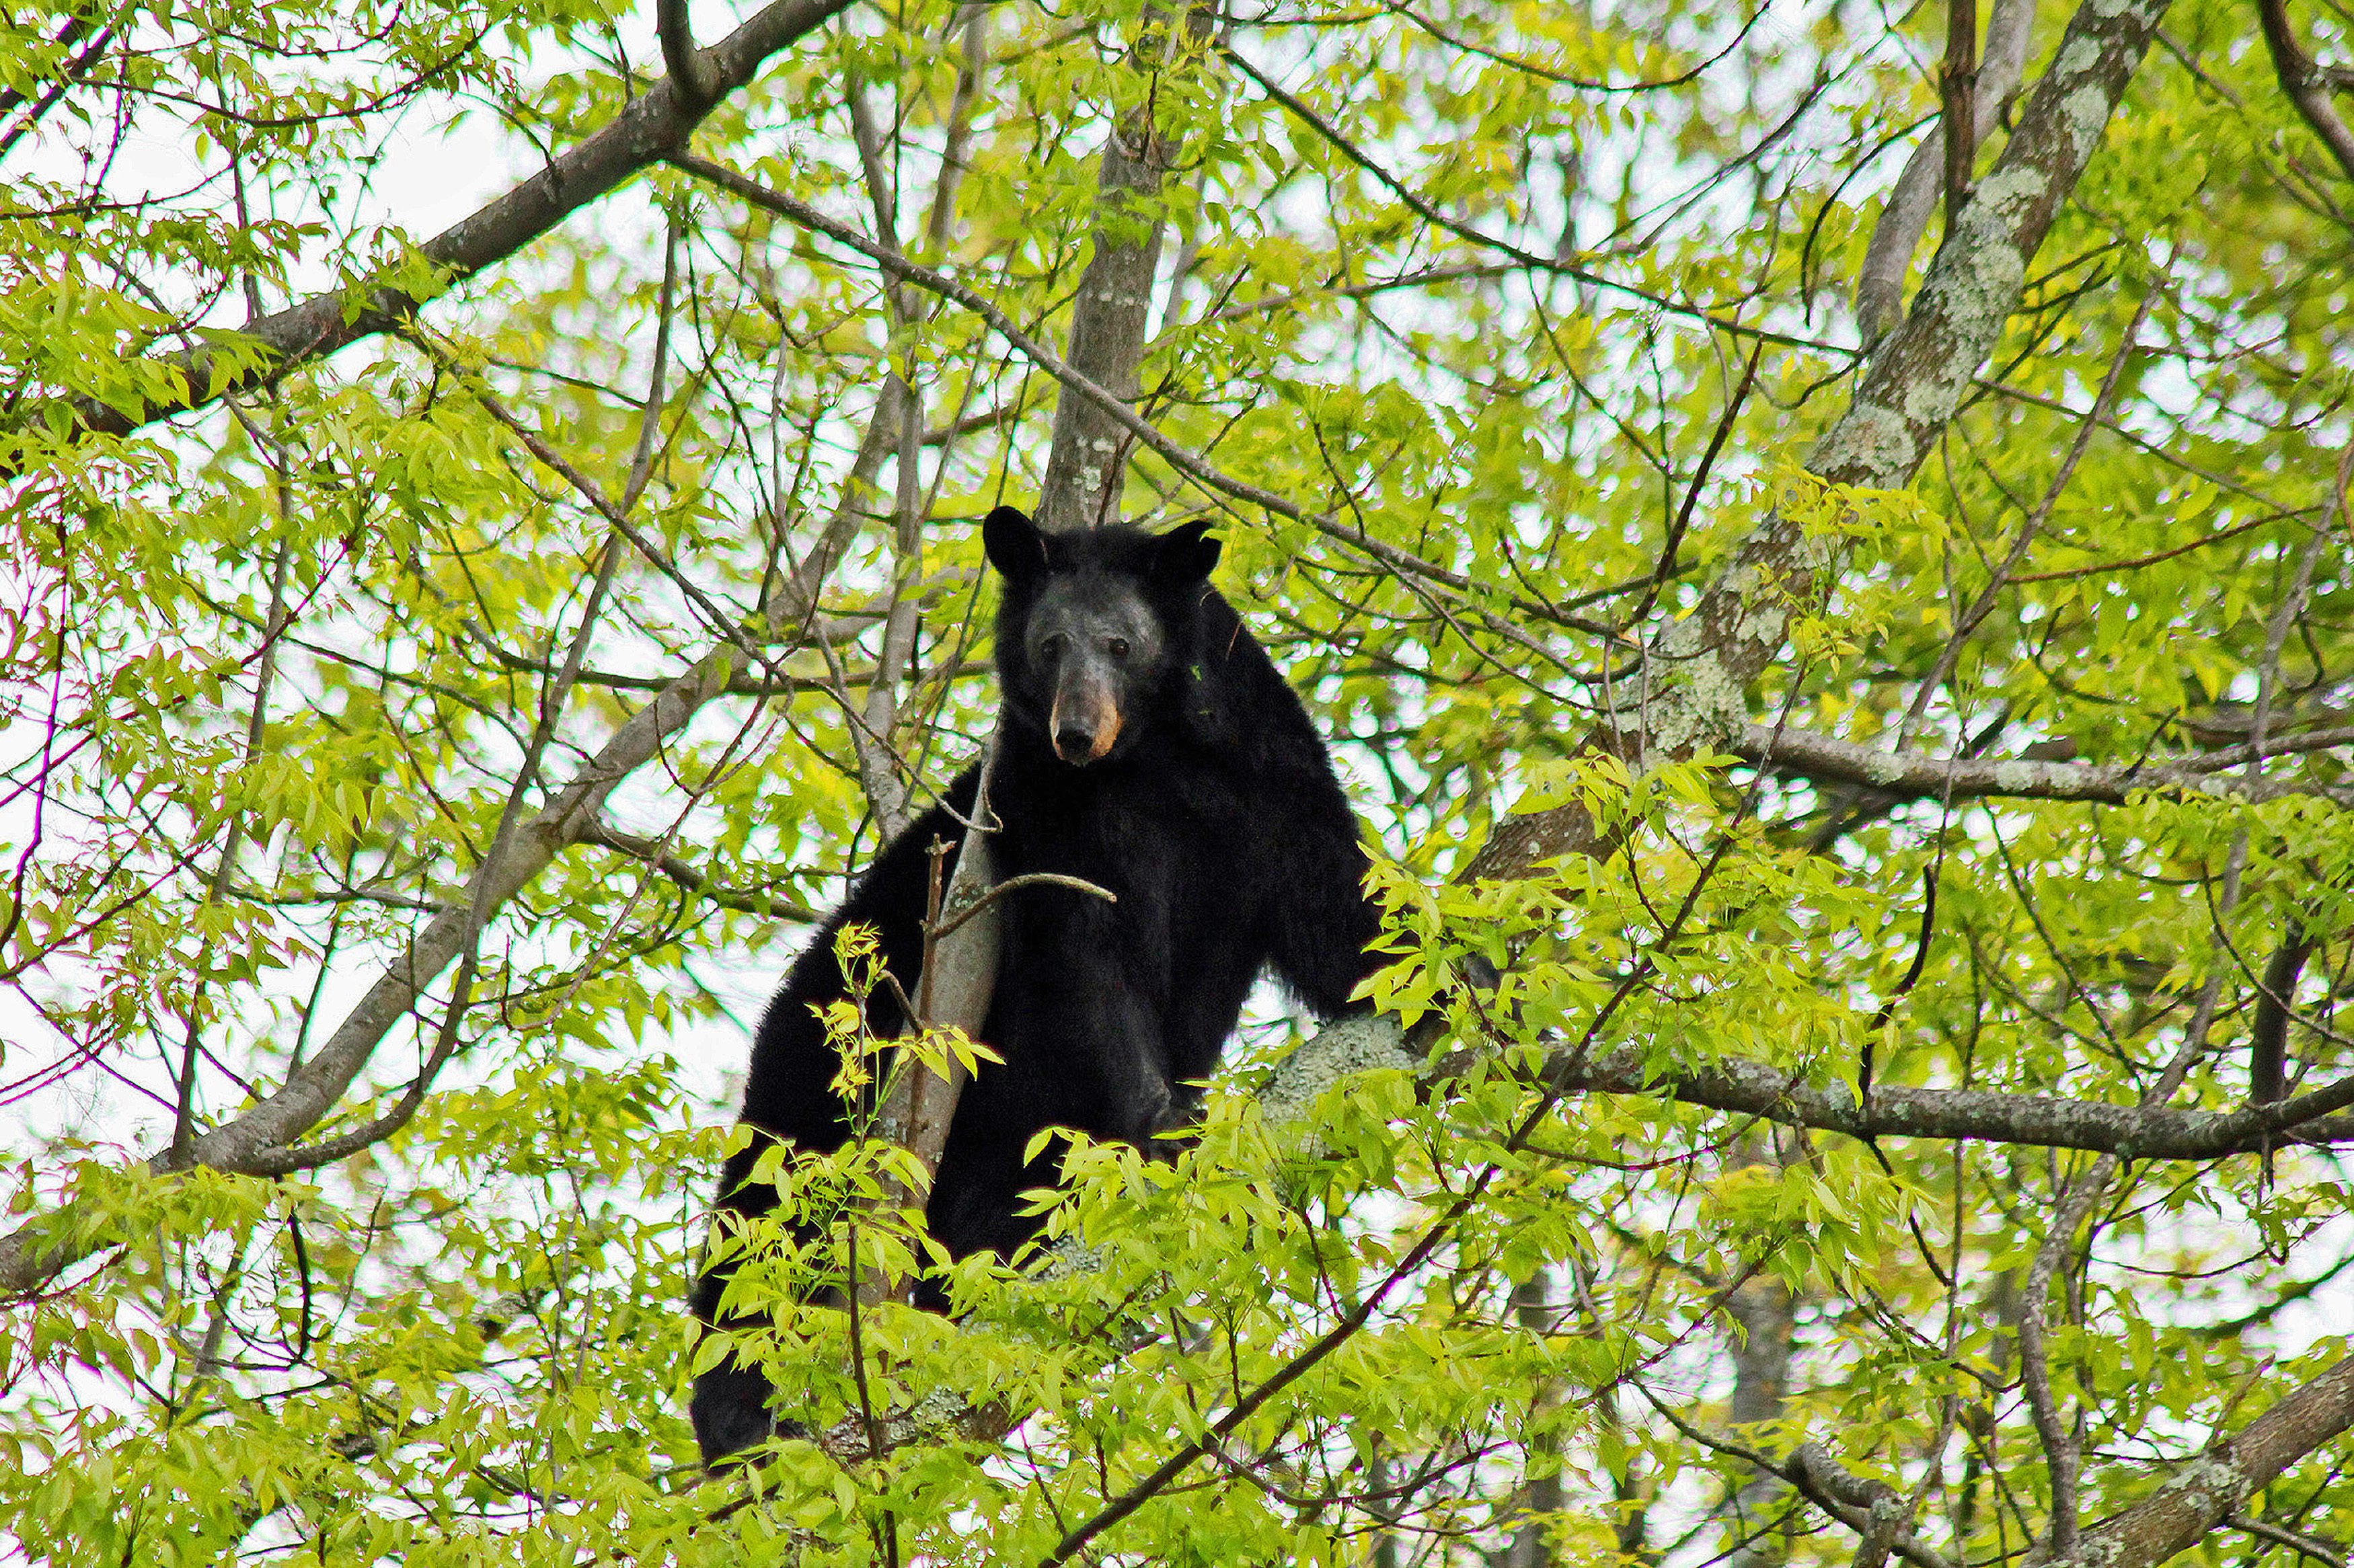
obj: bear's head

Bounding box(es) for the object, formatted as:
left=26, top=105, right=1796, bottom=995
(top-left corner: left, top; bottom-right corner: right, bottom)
left=983, top=504, right=1223, bottom=767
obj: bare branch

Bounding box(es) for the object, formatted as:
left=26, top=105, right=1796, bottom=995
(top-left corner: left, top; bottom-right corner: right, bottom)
left=1633, top=1395, right=1960, bottom=1568
left=1463, top=1042, right=2354, bottom=1161
left=2019, top=1165, right=2105, bottom=1553
left=234, top=949, right=481, bottom=1178
left=876, top=746, right=1000, bottom=1208
left=1733, top=723, right=2354, bottom=808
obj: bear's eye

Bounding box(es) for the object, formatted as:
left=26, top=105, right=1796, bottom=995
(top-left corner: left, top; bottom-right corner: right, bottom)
left=1038, top=633, right=1065, bottom=660
left=1106, top=636, right=1131, bottom=659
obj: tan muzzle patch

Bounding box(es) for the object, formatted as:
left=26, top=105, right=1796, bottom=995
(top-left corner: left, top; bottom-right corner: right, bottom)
left=1051, top=685, right=1123, bottom=762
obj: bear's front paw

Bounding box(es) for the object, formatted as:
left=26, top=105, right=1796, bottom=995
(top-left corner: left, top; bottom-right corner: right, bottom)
left=1142, top=1086, right=1205, bottom=1161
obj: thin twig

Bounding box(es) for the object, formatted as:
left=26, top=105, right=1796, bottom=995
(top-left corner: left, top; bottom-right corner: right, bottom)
left=925, top=872, right=1116, bottom=943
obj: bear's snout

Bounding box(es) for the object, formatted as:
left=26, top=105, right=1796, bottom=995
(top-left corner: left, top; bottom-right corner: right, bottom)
left=1051, top=684, right=1122, bottom=765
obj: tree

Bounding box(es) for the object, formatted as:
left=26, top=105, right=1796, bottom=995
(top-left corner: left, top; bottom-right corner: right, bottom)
left=0, top=0, right=2349, bottom=1559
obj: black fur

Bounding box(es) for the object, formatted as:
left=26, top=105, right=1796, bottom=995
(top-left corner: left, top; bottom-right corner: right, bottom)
left=689, top=506, right=1383, bottom=1462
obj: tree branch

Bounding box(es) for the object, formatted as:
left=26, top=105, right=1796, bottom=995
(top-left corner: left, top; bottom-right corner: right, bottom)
left=1819, top=0, right=2169, bottom=492
left=1468, top=1042, right=2354, bottom=1160
left=656, top=0, right=719, bottom=112
left=1476, top=0, right=2195, bottom=879
left=1634, top=1393, right=1961, bottom=1568
left=1856, top=0, right=2035, bottom=340
left=1033, top=17, right=1201, bottom=533
left=667, top=151, right=1584, bottom=633
left=1731, top=722, right=2354, bottom=808
left=1940, top=0, right=1980, bottom=235
left=924, top=870, right=1115, bottom=943
left=577, top=818, right=817, bottom=923
left=22, top=0, right=854, bottom=455
left=2258, top=0, right=2354, bottom=184
left=0, top=651, right=728, bottom=1296
left=2226, top=1512, right=2348, bottom=1565
left=0, top=374, right=891, bottom=1299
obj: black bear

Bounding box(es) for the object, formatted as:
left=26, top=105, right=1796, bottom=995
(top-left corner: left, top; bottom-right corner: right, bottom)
left=689, top=504, right=1383, bottom=1462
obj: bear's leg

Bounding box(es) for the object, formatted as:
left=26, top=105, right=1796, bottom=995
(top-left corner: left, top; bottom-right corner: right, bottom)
left=1064, top=978, right=1181, bottom=1146
left=690, top=1358, right=780, bottom=1463
left=1261, top=798, right=1387, bottom=1019
left=689, top=1132, right=792, bottom=1465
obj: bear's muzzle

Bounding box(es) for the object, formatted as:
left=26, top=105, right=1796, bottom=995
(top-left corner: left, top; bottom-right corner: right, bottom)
left=1051, top=683, right=1122, bottom=765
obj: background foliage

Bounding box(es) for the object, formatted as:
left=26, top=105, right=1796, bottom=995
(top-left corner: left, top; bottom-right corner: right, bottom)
left=1, top=0, right=2350, bottom=1561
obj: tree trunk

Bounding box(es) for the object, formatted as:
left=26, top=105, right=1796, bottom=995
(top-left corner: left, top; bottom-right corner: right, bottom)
left=882, top=1, right=1211, bottom=1203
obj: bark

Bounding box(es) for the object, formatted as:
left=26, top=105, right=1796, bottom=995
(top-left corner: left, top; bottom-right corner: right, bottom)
left=1726, top=1278, right=1797, bottom=1426
left=1785, top=1446, right=1920, bottom=1568
left=20, top=0, right=854, bottom=455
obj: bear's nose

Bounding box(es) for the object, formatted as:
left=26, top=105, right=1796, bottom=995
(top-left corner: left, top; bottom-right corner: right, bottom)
left=1051, top=687, right=1121, bottom=763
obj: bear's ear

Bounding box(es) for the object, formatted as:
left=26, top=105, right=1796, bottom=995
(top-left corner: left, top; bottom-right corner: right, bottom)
left=1149, top=520, right=1221, bottom=584
left=983, top=505, right=1057, bottom=582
